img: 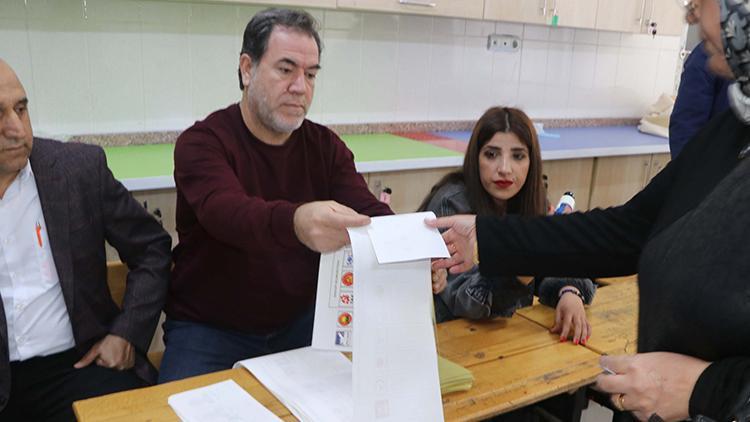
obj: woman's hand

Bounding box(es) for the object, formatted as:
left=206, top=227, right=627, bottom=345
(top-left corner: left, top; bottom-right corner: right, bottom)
left=426, top=214, right=477, bottom=274
left=596, top=352, right=711, bottom=421
left=431, top=268, right=447, bottom=294
left=550, top=286, right=591, bottom=344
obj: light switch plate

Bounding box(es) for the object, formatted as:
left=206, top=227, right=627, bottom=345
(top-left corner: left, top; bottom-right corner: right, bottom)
left=487, top=34, right=521, bottom=53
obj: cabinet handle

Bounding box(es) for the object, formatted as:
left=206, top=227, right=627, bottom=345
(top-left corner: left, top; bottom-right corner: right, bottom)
left=647, top=0, right=656, bottom=30
left=398, top=0, right=437, bottom=7
left=637, top=0, right=647, bottom=26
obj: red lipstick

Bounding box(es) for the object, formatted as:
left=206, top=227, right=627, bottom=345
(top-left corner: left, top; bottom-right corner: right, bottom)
left=494, top=180, right=513, bottom=188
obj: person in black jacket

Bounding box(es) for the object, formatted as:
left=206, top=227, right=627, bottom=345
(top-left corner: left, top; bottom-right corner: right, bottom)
left=418, top=107, right=595, bottom=345
left=429, top=1, right=750, bottom=420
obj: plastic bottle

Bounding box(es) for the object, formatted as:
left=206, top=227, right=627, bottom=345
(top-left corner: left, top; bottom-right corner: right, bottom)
left=554, top=191, right=575, bottom=215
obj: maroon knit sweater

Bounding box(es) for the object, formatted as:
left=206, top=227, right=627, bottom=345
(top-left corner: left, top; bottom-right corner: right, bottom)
left=166, top=104, right=392, bottom=333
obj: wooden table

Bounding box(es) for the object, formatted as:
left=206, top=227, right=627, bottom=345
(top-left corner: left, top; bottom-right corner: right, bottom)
left=74, top=282, right=638, bottom=421
left=73, top=368, right=295, bottom=422
left=517, top=279, right=639, bottom=355
left=437, top=318, right=602, bottom=421
left=594, top=274, right=638, bottom=287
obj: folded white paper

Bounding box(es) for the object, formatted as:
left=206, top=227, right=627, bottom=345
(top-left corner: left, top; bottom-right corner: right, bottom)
left=168, top=379, right=281, bottom=422
left=367, top=211, right=450, bottom=264
left=349, top=226, right=445, bottom=422
left=235, top=347, right=353, bottom=422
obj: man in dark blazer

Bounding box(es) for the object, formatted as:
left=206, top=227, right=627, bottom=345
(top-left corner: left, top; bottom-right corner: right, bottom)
left=0, top=61, right=171, bottom=421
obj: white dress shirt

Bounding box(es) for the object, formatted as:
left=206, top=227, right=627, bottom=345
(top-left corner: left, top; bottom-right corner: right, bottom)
left=0, top=160, right=75, bottom=361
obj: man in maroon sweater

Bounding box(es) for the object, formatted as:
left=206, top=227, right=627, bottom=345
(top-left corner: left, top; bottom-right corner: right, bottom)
left=159, top=8, right=392, bottom=383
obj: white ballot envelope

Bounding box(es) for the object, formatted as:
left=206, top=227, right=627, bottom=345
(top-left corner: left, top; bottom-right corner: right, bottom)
left=168, top=379, right=282, bottom=422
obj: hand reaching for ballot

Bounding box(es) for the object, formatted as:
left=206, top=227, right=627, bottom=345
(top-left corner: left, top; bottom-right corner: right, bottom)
left=294, top=201, right=371, bottom=253
left=74, top=334, right=135, bottom=371
left=425, top=214, right=477, bottom=274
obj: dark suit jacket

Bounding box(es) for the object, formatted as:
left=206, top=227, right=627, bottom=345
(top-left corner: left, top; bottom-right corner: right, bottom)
left=0, top=138, right=171, bottom=410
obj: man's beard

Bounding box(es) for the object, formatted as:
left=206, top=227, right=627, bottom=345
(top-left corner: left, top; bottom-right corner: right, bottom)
left=248, top=77, right=307, bottom=134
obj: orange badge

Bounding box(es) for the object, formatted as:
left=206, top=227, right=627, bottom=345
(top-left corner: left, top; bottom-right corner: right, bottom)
left=338, top=312, right=352, bottom=327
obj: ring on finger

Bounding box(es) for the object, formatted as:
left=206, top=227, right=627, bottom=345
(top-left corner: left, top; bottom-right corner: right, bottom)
left=612, top=393, right=626, bottom=411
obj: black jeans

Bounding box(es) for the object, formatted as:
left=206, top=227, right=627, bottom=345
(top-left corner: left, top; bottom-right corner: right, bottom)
left=0, top=348, right=145, bottom=422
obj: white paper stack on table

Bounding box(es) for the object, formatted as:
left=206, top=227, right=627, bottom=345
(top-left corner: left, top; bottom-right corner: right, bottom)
left=168, top=379, right=282, bottom=422
left=234, top=347, right=353, bottom=422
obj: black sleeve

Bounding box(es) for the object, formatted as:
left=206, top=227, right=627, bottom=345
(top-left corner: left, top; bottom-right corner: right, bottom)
left=476, top=154, right=677, bottom=278
left=690, top=358, right=750, bottom=421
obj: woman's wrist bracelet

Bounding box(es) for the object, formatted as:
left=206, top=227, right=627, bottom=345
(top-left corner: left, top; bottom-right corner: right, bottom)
left=558, top=288, right=585, bottom=302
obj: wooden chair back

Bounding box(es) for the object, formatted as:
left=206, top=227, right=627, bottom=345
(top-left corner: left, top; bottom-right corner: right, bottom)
left=106, top=261, right=164, bottom=369
left=107, top=261, right=128, bottom=307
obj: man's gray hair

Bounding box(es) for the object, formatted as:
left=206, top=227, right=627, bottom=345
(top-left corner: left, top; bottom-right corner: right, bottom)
left=238, top=8, right=322, bottom=90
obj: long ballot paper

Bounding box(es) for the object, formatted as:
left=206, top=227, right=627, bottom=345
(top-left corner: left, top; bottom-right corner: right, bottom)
left=234, top=347, right=353, bottom=422
left=248, top=213, right=449, bottom=421
left=312, top=247, right=355, bottom=351
left=168, top=380, right=282, bottom=422
left=312, top=213, right=450, bottom=353
left=348, top=211, right=448, bottom=422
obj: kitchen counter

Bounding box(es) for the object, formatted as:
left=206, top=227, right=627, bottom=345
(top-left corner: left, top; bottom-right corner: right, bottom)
left=104, top=126, right=668, bottom=191
left=431, top=125, right=669, bottom=159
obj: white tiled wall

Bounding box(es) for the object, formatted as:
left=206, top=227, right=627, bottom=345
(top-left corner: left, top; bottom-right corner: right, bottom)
left=0, top=0, right=683, bottom=136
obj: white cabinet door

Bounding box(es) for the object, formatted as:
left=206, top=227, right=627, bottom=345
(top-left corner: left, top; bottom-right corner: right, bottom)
left=588, top=155, right=652, bottom=209
left=486, top=0, right=598, bottom=30
left=484, top=0, right=548, bottom=25
left=647, top=0, right=686, bottom=36
left=337, top=0, right=484, bottom=19
left=551, top=0, right=598, bottom=29
left=596, top=0, right=647, bottom=33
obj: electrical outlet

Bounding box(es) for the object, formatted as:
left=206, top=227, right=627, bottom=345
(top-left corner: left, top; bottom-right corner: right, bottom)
left=487, top=34, right=520, bottom=53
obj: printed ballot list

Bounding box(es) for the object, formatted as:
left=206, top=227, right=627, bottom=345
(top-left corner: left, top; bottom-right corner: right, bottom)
left=312, top=212, right=452, bottom=351
left=312, top=247, right=355, bottom=351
